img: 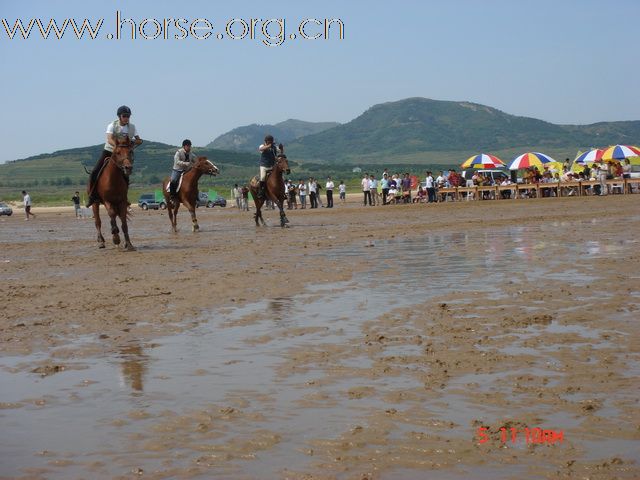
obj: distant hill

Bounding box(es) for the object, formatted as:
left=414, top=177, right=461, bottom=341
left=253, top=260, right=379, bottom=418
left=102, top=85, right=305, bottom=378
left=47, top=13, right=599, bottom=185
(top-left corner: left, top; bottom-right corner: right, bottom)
left=286, top=98, right=640, bottom=164
left=207, top=119, right=340, bottom=151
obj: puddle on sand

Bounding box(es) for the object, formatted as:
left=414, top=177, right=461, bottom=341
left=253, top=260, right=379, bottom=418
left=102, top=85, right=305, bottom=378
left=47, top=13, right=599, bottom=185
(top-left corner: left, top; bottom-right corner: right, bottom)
left=1, top=221, right=639, bottom=478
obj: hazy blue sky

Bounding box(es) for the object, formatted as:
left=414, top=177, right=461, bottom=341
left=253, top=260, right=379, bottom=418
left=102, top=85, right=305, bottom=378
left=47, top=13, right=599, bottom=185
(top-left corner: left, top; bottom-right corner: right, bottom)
left=1, top=0, right=639, bottom=162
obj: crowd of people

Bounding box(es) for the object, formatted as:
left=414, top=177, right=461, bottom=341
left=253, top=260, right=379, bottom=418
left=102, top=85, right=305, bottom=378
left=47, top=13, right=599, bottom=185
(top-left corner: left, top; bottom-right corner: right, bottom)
left=231, top=158, right=637, bottom=210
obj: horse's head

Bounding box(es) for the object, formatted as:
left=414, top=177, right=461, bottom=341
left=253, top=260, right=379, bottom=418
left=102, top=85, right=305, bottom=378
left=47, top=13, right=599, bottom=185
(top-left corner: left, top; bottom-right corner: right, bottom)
left=194, top=156, right=220, bottom=176
left=111, top=137, right=134, bottom=176
left=276, top=155, right=290, bottom=175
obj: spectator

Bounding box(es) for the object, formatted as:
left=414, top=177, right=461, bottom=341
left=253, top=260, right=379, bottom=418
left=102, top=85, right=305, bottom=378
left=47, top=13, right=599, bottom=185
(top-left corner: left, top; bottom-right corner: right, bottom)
left=298, top=179, right=307, bottom=209
left=241, top=185, right=249, bottom=211
left=361, top=173, right=371, bottom=206
left=338, top=180, right=346, bottom=204
left=380, top=173, right=390, bottom=205
left=326, top=176, right=334, bottom=208
left=71, top=191, right=81, bottom=218
left=232, top=184, right=242, bottom=209
left=308, top=177, right=318, bottom=208
left=22, top=190, right=35, bottom=220
left=369, top=174, right=380, bottom=206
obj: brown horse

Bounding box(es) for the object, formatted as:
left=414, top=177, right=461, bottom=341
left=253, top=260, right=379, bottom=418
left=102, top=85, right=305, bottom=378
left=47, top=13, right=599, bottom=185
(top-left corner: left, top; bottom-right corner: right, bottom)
left=89, top=137, right=135, bottom=250
left=162, top=156, right=219, bottom=233
left=249, top=155, right=291, bottom=227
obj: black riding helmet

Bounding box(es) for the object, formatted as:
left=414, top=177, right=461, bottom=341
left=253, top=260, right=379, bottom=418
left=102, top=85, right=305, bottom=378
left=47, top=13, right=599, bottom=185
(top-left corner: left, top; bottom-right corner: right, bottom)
left=117, top=105, right=132, bottom=116
left=182, top=139, right=192, bottom=147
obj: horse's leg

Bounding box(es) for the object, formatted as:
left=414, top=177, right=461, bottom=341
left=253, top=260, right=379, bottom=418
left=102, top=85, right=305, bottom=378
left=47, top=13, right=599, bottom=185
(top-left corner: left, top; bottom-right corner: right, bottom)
left=119, top=203, right=135, bottom=251
left=277, top=200, right=288, bottom=228
left=187, top=203, right=199, bottom=232
left=167, top=201, right=177, bottom=233
left=93, top=204, right=105, bottom=248
left=105, top=203, right=120, bottom=245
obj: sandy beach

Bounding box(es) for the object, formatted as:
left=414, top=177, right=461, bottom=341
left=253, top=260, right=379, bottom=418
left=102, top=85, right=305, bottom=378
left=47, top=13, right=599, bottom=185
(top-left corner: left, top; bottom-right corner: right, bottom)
left=1, top=195, right=639, bottom=479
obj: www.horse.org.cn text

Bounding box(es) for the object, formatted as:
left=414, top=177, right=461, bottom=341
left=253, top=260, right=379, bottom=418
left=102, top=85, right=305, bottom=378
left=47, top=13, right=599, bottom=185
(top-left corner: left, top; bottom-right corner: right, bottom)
left=1, top=12, right=345, bottom=46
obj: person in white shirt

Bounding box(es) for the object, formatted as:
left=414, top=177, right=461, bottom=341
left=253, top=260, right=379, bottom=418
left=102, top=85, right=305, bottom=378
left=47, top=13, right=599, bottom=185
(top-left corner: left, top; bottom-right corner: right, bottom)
left=87, top=105, right=142, bottom=207
left=361, top=174, right=371, bottom=206
left=298, top=180, right=307, bottom=209
left=308, top=177, right=318, bottom=208
left=22, top=190, right=35, bottom=220
left=425, top=171, right=435, bottom=203
left=325, top=177, right=335, bottom=208
left=338, top=181, right=347, bottom=204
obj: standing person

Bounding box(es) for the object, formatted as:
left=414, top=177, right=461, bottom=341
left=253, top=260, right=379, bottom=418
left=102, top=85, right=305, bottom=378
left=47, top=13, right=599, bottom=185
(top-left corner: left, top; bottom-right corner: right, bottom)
left=22, top=190, right=35, bottom=220
left=241, top=185, right=250, bottom=211
left=87, top=105, right=142, bottom=207
left=287, top=180, right=298, bottom=209
left=369, top=174, right=380, bottom=206
left=338, top=180, right=346, bottom=204
left=380, top=173, right=390, bottom=205
left=232, top=184, right=242, bottom=209
left=71, top=191, right=81, bottom=218
left=308, top=177, right=318, bottom=208
left=325, top=176, right=334, bottom=208
left=597, top=162, right=608, bottom=196
left=169, top=139, right=196, bottom=200
left=361, top=173, right=371, bottom=206
left=257, top=134, right=278, bottom=200
left=402, top=173, right=412, bottom=203
left=425, top=171, right=435, bottom=203
left=298, top=179, right=307, bottom=209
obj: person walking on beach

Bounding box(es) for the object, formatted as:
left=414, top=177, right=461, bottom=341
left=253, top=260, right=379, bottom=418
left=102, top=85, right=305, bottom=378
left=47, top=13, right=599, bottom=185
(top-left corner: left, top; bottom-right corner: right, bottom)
left=71, top=191, right=81, bottom=218
left=22, top=190, right=35, bottom=220
left=241, top=185, right=250, bottom=211
left=338, top=181, right=346, bottom=204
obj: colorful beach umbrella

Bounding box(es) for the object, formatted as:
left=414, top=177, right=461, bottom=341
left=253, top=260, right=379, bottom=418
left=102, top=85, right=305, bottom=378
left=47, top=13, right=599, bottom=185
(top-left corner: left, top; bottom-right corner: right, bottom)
left=575, top=149, right=604, bottom=165
left=508, top=152, right=557, bottom=170
left=601, top=145, right=640, bottom=162
left=461, top=153, right=505, bottom=169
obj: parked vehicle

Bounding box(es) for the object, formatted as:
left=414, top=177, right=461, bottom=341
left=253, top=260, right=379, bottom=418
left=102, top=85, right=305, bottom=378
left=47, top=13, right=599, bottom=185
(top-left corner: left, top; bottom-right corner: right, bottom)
left=137, top=193, right=166, bottom=210
left=460, top=168, right=511, bottom=185
left=206, top=196, right=227, bottom=208
left=196, top=192, right=227, bottom=208
left=0, top=202, right=13, bottom=216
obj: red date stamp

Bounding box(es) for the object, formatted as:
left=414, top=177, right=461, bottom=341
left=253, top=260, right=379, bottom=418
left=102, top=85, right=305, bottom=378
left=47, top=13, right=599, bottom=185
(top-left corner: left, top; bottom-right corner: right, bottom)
left=477, top=426, right=564, bottom=445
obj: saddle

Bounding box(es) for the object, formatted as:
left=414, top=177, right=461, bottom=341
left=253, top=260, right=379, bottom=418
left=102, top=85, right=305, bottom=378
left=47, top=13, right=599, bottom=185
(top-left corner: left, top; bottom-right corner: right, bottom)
left=166, top=173, right=185, bottom=193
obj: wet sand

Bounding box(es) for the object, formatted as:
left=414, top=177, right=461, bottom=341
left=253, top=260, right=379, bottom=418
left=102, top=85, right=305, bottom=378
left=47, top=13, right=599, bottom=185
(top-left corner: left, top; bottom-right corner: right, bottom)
left=1, top=195, right=639, bottom=479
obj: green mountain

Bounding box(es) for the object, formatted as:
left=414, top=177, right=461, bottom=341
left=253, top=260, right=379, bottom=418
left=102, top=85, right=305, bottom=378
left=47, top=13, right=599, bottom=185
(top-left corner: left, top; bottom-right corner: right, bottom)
left=207, top=119, right=340, bottom=151
left=286, top=98, right=640, bottom=164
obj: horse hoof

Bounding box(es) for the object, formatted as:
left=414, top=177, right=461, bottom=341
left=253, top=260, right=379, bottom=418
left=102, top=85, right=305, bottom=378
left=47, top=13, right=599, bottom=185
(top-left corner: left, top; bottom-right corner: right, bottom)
left=98, top=243, right=105, bottom=249
left=125, top=244, right=136, bottom=252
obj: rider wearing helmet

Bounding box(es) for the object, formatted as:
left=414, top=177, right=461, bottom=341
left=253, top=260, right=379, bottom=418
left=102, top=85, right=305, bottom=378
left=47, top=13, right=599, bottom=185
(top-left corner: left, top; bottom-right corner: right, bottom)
left=169, top=139, right=196, bottom=200
left=257, top=135, right=284, bottom=200
left=86, top=105, right=143, bottom=207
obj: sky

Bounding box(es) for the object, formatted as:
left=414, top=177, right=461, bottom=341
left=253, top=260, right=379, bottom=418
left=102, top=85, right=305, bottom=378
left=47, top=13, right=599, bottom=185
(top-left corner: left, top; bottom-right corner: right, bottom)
left=1, top=0, right=639, bottom=163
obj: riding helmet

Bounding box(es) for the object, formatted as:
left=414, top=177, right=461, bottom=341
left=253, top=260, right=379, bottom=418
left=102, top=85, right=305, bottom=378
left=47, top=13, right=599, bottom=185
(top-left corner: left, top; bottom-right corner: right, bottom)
left=117, top=105, right=132, bottom=116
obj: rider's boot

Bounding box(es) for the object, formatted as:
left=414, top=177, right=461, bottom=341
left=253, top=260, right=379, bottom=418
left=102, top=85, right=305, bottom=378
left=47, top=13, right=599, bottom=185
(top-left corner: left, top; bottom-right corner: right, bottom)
left=258, top=181, right=266, bottom=200
left=86, top=183, right=100, bottom=208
